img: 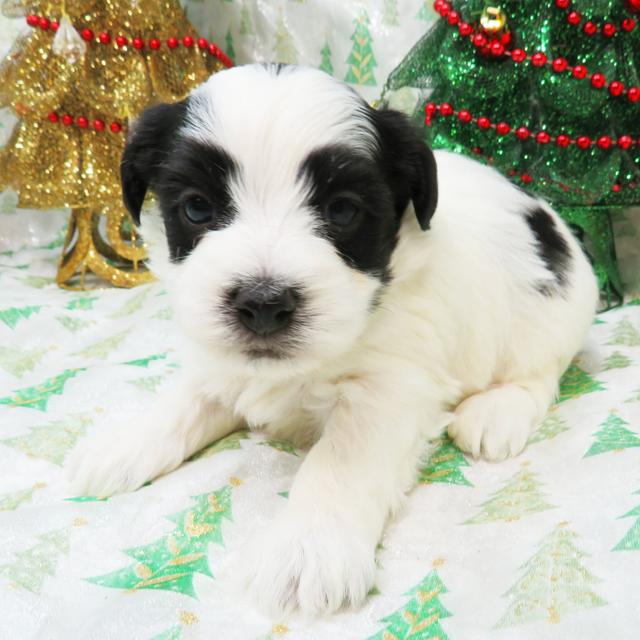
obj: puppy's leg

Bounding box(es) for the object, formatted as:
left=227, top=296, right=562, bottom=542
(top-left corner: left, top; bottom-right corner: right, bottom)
left=67, top=377, right=237, bottom=496
left=235, top=374, right=443, bottom=616
left=448, top=374, right=558, bottom=461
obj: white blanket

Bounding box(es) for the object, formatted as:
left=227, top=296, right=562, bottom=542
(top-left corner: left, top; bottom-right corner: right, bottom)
left=1, top=211, right=640, bottom=639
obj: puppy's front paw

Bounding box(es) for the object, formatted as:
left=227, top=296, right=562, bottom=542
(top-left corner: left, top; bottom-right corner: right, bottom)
left=448, top=385, right=537, bottom=461
left=66, top=423, right=183, bottom=497
left=232, top=512, right=376, bottom=616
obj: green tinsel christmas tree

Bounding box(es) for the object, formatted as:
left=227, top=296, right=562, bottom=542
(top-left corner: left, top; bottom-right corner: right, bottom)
left=385, top=0, right=640, bottom=304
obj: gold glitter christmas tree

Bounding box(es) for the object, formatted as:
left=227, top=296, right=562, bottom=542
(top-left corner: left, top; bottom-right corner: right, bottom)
left=0, top=0, right=231, bottom=288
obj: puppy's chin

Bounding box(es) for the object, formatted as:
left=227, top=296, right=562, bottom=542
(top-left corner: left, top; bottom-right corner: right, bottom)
left=243, top=346, right=292, bottom=361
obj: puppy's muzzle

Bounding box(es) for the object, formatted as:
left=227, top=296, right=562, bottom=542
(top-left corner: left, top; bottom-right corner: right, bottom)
left=231, top=280, right=298, bottom=337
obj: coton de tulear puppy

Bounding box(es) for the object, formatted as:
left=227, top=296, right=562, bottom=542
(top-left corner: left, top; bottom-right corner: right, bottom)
left=68, top=64, right=598, bottom=616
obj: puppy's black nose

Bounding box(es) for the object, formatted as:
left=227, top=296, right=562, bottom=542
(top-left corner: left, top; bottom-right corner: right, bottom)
left=232, top=283, right=297, bottom=336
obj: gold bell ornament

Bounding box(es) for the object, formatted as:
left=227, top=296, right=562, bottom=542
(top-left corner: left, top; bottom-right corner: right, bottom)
left=479, top=5, right=509, bottom=36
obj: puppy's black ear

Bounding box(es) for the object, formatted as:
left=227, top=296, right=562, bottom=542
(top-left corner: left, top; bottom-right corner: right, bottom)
left=121, top=99, right=188, bottom=224
left=370, top=108, right=438, bottom=231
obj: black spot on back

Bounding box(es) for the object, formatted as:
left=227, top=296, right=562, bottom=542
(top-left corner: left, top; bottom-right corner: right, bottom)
left=525, top=206, right=571, bottom=294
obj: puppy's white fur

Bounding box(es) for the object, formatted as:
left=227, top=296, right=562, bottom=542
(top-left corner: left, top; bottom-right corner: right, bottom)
left=68, top=65, right=598, bottom=616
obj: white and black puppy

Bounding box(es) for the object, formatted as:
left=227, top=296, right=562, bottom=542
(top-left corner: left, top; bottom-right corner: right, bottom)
left=68, top=64, right=598, bottom=615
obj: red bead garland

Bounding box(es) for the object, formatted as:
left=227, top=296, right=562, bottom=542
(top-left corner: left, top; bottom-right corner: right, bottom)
left=433, top=2, right=639, bottom=104
left=609, top=81, right=624, bottom=96
left=423, top=102, right=640, bottom=153
left=47, top=112, right=124, bottom=134
left=555, top=0, right=638, bottom=36
left=455, top=139, right=638, bottom=194
left=25, top=13, right=232, bottom=68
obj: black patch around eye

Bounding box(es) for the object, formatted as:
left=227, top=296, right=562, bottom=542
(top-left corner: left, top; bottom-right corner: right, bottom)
left=299, top=145, right=400, bottom=281
left=525, top=206, right=572, bottom=294
left=153, top=139, right=239, bottom=262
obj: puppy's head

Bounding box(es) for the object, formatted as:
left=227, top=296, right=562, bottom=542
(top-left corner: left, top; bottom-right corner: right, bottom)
left=122, top=64, right=437, bottom=371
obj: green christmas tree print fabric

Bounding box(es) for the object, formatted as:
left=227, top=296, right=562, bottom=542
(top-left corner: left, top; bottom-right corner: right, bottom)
left=2, top=220, right=640, bottom=638
left=184, top=0, right=439, bottom=103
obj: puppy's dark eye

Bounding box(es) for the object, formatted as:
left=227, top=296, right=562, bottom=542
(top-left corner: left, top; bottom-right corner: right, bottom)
left=183, top=196, right=215, bottom=224
left=325, top=198, right=361, bottom=228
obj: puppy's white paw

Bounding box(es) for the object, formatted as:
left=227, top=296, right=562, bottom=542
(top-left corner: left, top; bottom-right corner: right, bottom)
left=66, top=423, right=184, bottom=497
left=448, top=385, right=537, bottom=461
left=231, top=511, right=376, bottom=617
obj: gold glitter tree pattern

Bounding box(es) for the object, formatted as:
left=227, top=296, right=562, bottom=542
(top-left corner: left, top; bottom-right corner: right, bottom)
left=608, top=317, right=640, bottom=347
left=613, top=487, right=640, bottom=552
left=0, top=367, right=85, bottom=411
left=73, top=329, right=129, bottom=359
left=368, top=561, right=452, bottom=640
left=344, top=12, right=377, bottom=86
left=557, top=362, right=605, bottom=403
left=1, top=413, right=92, bottom=465
left=273, top=12, right=298, bottom=64
left=0, top=525, right=73, bottom=593
left=464, top=465, right=554, bottom=524
left=87, top=484, right=233, bottom=597
left=190, top=431, right=250, bottom=460
left=418, top=435, right=472, bottom=486
left=528, top=413, right=570, bottom=444
left=0, top=482, right=46, bottom=511
left=495, top=522, right=607, bottom=628
left=602, top=350, right=632, bottom=370
left=0, top=344, right=50, bottom=377
left=0, top=304, right=41, bottom=329
left=583, top=411, right=640, bottom=457
left=150, top=611, right=198, bottom=640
